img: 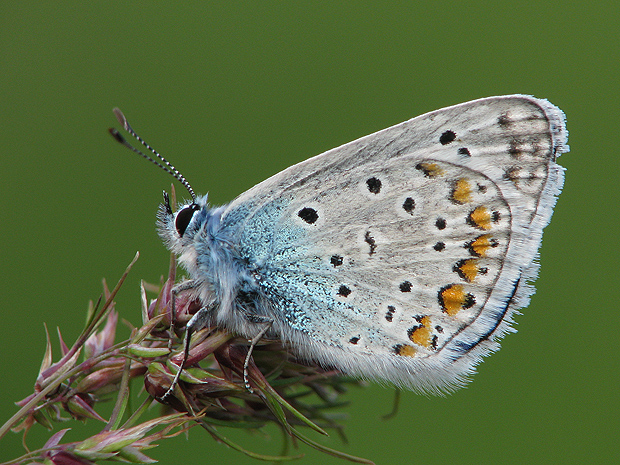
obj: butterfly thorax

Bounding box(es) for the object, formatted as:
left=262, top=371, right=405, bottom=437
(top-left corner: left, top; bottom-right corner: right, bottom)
left=157, top=195, right=268, bottom=335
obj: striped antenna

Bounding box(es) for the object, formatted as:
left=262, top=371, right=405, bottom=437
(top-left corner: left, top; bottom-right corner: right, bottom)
left=109, top=108, right=197, bottom=202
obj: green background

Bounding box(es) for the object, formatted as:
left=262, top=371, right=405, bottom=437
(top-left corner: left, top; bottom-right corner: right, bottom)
left=1, top=2, right=618, bottom=464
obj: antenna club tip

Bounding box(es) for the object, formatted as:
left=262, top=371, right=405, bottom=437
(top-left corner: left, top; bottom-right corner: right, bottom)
left=112, top=107, right=129, bottom=130
left=108, top=127, right=126, bottom=143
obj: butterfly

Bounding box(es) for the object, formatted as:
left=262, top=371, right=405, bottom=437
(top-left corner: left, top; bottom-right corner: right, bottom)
left=110, top=95, right=568, bottom=395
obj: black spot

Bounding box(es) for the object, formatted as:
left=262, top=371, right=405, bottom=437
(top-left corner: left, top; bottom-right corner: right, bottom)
left=492, top=211, right=501, bottom=222
left=349, top=336, right=360, bottom=344
left=498, top=114, right=511, bottom=126
left=338, top=285, right=351, bottom=297
left=480, top=267, right=488, bottom=274
left=330, top=255, right=343, bottom=267
left=439, top=130, right=457, bottom=145
left=508, top=141, right=522, bottom=157
left=464, top=293, right=476, bottom=309
left=364, top=231, right=377, bottom=255
left=477, top=183, right=487, bottom=193
left=458, top=147, right=471, bottom=156
left=435, top=218, right=447, bottom=230
left=430, top=335, right=438, bottom=350
left=385, top=305, right=396, bottom=322
left=366, top=177, right=382, bottom=194
left=298, top=207, right=318, bottom=224
left=435, top=325, right=444, bottom=333
left=399, top=281, right=412, bottom=292
left=402, top=197, right=415, bottom=214
left=433, top=241, right=445, bottom=251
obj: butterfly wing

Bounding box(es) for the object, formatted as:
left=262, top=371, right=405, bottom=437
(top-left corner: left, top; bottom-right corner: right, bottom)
left=220, top=95, right=568, bottom=393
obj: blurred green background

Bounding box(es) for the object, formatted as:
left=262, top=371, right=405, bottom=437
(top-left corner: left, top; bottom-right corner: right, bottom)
left=1, top=2, right=618, bottom=464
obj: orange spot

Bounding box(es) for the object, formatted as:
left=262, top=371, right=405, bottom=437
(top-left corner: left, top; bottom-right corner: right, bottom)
left=395, top=344, right=417, bottom=357
left=468, top=206, right=492, bottom=230
left=450, top=178, right=472, bottom=204
left=457, top=259, right=479, bottom=283
left=439, top=284, right=475, bottom=316
left=469, top=234, right=494, bottom=257
left=409, top=316, right=433, bottom=348
left=417, top=162, right=445, bottom=177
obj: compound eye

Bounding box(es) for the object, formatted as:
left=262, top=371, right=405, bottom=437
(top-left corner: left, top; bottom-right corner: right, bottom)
left=175, top=204, right=199, bottom=237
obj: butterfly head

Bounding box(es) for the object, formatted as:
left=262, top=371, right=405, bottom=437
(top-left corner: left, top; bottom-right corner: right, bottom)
left=157, top=192, right=210, bottom=254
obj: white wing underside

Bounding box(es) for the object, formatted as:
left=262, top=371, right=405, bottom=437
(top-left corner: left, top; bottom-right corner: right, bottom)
left=219, top=95, right=567, bottom=393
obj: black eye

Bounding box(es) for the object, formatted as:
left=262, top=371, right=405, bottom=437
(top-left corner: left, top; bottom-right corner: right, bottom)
left=175, top=204, right=199, bottom=237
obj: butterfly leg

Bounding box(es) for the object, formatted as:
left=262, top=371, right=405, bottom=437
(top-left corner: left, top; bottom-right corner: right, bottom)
left=161, top=280, right=212, bottom=402
left=169, top=279, right=201, bottom=325
left=243, top=319, right=273, bottom=392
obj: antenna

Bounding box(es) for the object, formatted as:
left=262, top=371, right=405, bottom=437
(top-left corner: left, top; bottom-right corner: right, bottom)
left=109, top=108, right=197, bottom=202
